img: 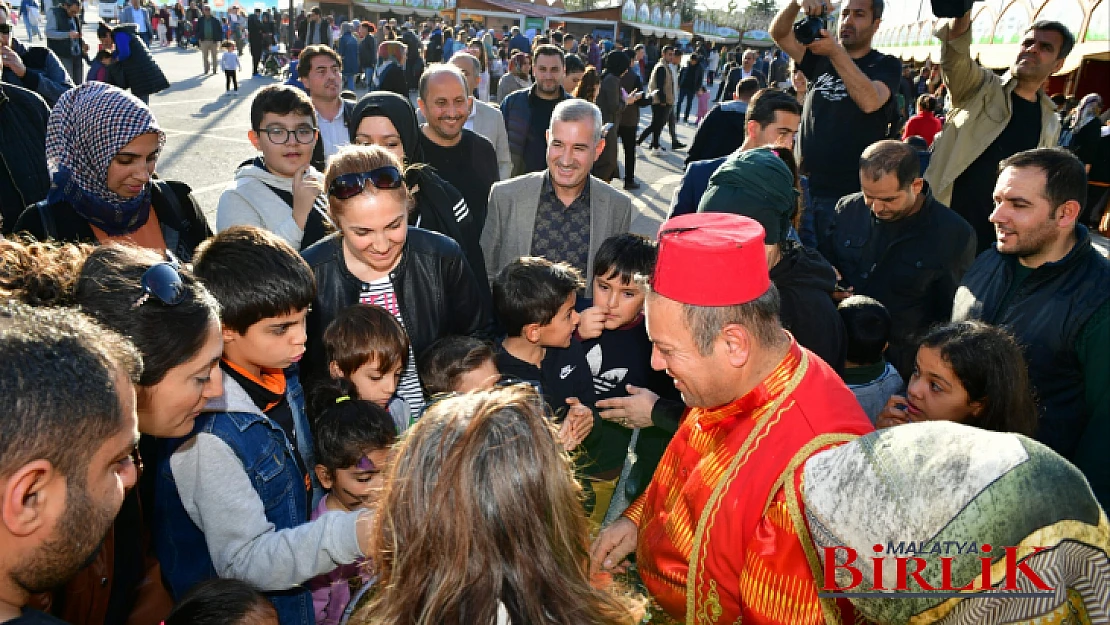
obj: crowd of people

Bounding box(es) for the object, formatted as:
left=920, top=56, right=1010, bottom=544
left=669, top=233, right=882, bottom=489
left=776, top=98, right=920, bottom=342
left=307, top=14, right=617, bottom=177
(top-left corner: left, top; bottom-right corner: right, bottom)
left=1, top=0, right=1109, bottom=624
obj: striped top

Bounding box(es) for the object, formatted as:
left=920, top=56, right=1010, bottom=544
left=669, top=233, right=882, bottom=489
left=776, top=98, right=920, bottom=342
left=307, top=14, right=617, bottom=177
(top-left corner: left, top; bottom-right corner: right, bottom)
left=358, top=276, right=424, bottom=423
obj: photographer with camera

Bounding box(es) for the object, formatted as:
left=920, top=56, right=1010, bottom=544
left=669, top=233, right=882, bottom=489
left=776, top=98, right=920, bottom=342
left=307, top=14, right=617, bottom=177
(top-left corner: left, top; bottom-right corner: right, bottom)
left=771, top=0, right=901, bottom=248
left=924, top=10, right=1073, bottom=253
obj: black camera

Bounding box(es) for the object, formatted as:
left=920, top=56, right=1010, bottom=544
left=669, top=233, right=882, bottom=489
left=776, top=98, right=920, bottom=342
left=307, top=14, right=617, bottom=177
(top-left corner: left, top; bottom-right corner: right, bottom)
left=793, top=15, right=827, bottom=46
left=931, top=0, right=979, bottom=18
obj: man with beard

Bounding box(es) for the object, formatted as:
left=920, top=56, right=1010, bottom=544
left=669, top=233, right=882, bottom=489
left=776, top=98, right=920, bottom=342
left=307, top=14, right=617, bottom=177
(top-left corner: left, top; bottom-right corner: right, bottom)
left=300, top=45, right=354, bottom=167
left=952, top=148, right=1110, bottom=510
left=417, top=63, right=499, bottom=229
left=500, top=44, right=570, bottom=176
left=482, top=99, right=632, bottom=286
left=925, top=15, right=1073, bottom=253
left=0, top=303, right=141, bottom=625
left=770, top=0, right=902, bottom=248
left=818, top=140, right=975, bottom=376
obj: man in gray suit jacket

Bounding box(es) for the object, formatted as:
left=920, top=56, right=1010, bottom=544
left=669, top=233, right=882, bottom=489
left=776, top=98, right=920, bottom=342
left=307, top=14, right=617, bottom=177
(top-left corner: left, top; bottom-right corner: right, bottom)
left=482, top=100, right=633, bottom=287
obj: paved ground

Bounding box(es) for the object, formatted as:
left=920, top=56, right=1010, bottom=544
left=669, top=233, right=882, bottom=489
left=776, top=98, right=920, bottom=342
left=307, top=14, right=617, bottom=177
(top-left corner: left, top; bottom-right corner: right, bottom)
left=96, top=23, right=693, bottom=238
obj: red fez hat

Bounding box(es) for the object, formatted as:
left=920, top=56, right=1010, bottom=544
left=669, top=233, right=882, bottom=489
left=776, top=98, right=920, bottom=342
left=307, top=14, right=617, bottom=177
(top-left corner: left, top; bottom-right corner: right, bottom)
left=653, top=213, right=770, bottom=306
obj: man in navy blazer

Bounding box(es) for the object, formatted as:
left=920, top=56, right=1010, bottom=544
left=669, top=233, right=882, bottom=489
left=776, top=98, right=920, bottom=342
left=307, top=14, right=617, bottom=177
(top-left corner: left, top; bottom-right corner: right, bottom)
left=669, top=88, right=802, bottom=217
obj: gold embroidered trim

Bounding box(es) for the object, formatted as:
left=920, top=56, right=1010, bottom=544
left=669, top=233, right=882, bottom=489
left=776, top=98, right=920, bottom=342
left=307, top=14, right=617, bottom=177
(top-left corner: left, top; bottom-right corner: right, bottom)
left=684, top=350, right=811, bottom=625
left=782, top=433, right=860, bottom=625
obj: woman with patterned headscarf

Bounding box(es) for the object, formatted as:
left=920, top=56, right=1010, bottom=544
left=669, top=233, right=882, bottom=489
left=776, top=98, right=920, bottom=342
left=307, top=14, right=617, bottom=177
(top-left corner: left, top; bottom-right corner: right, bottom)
left=495, top=49, right=532, bottom=104
left=373, top=40, right=408, bottom=98
left=14, top=82, right=211, bottom=260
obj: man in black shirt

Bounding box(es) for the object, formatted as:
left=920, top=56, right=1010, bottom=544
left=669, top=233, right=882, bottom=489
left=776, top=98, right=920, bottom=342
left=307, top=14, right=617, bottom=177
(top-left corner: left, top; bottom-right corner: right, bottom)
left=925, top=12, right=1073, bottom=253
left=416, top=64, right=499, bottom=230
left=770, top=0, right=901, bottom=248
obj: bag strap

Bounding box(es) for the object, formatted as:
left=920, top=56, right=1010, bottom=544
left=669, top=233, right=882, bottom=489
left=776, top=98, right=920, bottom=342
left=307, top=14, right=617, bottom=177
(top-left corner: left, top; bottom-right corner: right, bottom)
left=35, top=200, right=56, bottom=239
left=153, top=180, right=187, bottom=230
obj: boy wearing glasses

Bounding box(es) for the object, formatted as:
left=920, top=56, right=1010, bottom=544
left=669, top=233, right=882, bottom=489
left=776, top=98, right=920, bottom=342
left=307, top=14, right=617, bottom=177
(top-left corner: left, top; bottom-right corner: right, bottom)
left=156, top=226, right=372, bottom=625
left=217, top=85, right=331, bottom=251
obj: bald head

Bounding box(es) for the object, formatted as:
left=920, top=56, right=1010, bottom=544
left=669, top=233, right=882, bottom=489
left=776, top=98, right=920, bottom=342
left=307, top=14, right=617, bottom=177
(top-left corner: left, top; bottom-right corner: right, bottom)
left=450, top=53, right=481, bottom=93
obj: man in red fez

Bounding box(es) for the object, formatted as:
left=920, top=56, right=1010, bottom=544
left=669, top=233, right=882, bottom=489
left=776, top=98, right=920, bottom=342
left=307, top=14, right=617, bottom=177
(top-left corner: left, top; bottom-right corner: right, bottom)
left=591, top=212, right=873, bottom=624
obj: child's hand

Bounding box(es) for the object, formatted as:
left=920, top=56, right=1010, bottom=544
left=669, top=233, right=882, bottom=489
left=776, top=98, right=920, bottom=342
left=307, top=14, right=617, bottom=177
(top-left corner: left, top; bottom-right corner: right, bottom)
left=291, top=165, right=324, bottom=227
left=876, top=394, right=913, bottom=429
left=558, top=397, right=594, bottom=450
left=577, top=306, right=606, bottom=340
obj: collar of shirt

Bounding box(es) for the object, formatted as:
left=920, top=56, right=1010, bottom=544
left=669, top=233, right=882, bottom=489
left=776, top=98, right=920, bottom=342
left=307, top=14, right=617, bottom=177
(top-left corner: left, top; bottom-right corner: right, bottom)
left=541, top=170, right=591, bottom=211
left=464, top=99, right=477, bottom=132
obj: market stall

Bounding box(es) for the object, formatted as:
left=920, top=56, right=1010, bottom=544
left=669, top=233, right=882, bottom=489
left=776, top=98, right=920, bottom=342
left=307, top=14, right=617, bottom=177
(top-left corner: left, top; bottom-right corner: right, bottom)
left=551, top=6, right=621, bottom=42
left=618, top=0, right=693, bottom=44
left=443, top=0, right=564, bottom=34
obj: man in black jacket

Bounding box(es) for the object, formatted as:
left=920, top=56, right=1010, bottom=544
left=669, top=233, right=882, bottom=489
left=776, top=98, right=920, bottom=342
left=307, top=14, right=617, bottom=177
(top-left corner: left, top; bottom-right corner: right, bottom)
left=717, top=48, right=766, bottom=103
left=0, top=82, right=49, bottom=233
left=952, top=148, right=1110, bottom=509
left=818, top=139, right=976, bottom=376
left=247, top=8, right=264, bottom=75
left=357, top=21, right=376, bottom=85
left=699, top=147, right=847, bottom=372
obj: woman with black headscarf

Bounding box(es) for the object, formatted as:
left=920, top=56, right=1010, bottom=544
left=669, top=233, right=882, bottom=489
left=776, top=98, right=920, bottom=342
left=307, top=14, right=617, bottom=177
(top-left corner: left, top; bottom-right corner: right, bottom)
left=592, top=50, right=640, bottom=183
left=348, top=90, right=488, bottom=290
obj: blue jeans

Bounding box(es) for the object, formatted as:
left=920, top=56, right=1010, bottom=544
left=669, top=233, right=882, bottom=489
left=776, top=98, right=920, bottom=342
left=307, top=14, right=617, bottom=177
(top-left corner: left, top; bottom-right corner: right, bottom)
left=344, top=74, right=355, bottom=90
left=800, top=184, right=838, bottom=249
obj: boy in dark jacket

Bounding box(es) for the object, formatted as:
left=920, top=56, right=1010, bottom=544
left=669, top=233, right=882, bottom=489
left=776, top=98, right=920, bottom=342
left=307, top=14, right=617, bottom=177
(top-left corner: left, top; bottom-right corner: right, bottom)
left=155, top=226, right=370, bottom=625
left=575, top=234, right=679, bottom=527
left=492, top=257, right=598, bottom=453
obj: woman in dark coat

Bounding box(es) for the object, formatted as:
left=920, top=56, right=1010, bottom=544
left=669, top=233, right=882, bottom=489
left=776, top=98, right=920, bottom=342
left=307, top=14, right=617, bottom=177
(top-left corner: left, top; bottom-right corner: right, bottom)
left=96, top=21, right=170, bottom=103
left=593, top=50, right=639, bottom=183
left=348, top=91, right=489, bottom=292
left=14, top=82, right=211, bottom=261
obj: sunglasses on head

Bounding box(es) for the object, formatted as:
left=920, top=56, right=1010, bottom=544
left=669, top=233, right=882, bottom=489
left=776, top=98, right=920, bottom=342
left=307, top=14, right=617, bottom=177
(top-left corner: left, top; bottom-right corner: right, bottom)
left=328, top=166, right=404, bottom=200
left=132, top=251, right=187, bottom=309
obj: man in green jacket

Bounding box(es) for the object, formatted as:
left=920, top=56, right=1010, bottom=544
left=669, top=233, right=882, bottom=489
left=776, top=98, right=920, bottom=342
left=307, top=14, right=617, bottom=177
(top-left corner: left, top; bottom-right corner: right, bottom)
left=925, top=11, right=1073, bottom=253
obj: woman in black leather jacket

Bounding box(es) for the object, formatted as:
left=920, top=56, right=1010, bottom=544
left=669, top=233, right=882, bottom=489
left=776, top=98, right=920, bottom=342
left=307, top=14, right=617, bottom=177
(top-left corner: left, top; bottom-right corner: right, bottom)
left=300, top=145, right=494, bottom=414
left=347, top=90, right=489, bottom=292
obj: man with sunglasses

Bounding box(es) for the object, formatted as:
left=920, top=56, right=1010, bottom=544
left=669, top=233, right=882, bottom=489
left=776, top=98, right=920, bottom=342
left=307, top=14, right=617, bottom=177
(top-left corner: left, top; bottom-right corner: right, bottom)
left=217, top=85, right=330, bottom=251
left=0, top=4, right=73, bottom=107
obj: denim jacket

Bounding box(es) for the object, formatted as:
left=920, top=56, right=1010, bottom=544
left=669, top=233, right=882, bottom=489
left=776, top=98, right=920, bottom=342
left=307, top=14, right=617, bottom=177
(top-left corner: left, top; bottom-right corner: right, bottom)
left=154, top=368, right=343, bottom=625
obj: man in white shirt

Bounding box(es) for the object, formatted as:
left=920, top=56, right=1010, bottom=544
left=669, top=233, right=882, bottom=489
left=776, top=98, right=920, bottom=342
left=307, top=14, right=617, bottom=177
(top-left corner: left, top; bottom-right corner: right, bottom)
left=119, top=0, right=152, bottom=46
left=298, top=45, right=352, bottom=163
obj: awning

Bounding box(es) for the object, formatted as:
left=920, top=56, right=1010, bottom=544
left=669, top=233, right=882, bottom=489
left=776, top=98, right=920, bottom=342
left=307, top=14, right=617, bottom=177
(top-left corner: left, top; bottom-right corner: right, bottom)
left=631, top=24, right=690, bottom=40
left=352, top=0, right=437, bottom=15
left=875, top=40, right=1101, bottom=75
left=458, top=0, right=564, bottom=18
